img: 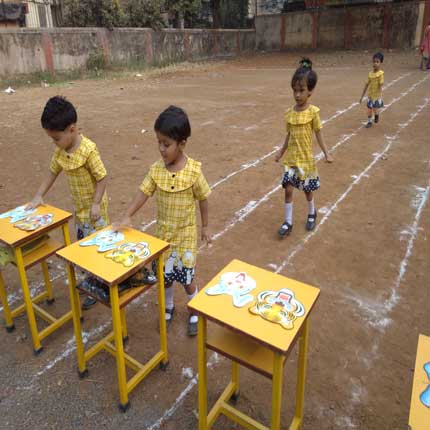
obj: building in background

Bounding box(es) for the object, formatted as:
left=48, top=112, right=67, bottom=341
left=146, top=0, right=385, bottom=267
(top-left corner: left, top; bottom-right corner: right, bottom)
left=0, top=0, right=55, bottom=28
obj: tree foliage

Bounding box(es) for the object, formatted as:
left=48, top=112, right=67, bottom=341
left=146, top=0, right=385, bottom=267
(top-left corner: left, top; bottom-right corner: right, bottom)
left=123, top=0, right=165, bottom=29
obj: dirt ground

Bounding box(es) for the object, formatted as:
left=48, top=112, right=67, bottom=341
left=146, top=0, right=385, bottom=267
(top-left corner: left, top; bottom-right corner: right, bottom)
left=0, top=49, right=429, bottom=430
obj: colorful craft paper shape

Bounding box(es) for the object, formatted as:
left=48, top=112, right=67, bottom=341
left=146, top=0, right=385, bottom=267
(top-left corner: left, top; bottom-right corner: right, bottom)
left=79, top=230, right=125, bottom=252
left=104, top=241, right=151, bottom=267
left=249, top=288, right=305, bottom=329
left=420, top=362, right=430, bottom=408
left=14, top=213, right=53, bottom=231
left=206, top=272, right=256, bottom=307
left=0, top=205, right=36, bottom=223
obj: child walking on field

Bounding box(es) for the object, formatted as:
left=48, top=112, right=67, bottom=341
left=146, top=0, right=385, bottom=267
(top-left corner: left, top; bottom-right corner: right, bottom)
left=114, top=105, right=211, bottom=337
left=275, top=58, right=333, bottom=238
left=419, top=25, right=430, bottom=70
left=360, top=52, right=384, bottom=128
left=27, top=96, right=109, bottom=310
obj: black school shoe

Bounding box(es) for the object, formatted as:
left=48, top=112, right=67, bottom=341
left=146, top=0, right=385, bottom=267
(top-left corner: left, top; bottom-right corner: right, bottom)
left=306, top=212, right=317, bottom=231
left=278, top=222, right=293, bottom=238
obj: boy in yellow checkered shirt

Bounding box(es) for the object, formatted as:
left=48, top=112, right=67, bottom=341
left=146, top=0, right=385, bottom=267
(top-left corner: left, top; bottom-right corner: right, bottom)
left=114, top=106, right=211, bottom=337
left=275, top=58, right=333, bottom=238
left=360, top=52, right=384, bottom=128
left=27, top=96, right=109, bottom=309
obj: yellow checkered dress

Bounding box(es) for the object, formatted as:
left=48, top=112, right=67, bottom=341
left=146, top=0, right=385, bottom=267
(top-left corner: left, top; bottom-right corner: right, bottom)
left=50, top=135, right=109, bottom=226
left=140, top=157, right=211, bottom=269
left=367, top=70, right=384, bottom=101
left=283, top=105, right=322, bottom=180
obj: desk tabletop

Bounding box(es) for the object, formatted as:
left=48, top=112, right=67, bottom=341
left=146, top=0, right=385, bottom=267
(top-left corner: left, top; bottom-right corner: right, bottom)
left=409, top=334, right=430, bottom=430
left=188, top=259, right=320, bottom=355
left=0, top=204, right=72, bottom=247
left=56, top=226, right=170, bottom=287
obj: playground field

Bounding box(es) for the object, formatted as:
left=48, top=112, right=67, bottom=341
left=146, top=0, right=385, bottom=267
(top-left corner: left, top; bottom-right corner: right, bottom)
left=0, top=49, right=429, bottom=429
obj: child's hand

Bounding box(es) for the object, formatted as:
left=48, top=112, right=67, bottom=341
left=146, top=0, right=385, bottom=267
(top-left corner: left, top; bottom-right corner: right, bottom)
left=201, top=226, right=211, bottom=246
left=26, top=195, right=44, bottom=210
left=275, top=151, right=283, bottom=162
left=112, top=216, right=132, bottom=232
left=325, top=153, right=334, bottom=163
left=90, top=203, right=101, bottom=221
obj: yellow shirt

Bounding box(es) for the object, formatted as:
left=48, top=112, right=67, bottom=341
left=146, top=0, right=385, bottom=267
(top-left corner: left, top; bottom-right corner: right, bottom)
left=367, top=70, right=384, bottom=101
left=50, top=135, right=109, bottom=225
left=283, top=105, right=322, bottom=180
left=140, top=157, right=211, bottom=267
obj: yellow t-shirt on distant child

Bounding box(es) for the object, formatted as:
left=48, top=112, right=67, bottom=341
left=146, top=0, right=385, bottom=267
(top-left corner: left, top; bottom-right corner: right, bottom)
left=283, top=105, right=322, bottom=181
left=139, top=157, right=211, bottom=269
left=49, top=135, right=109, bottom=226
left=367, top=70, right=384, bottom=101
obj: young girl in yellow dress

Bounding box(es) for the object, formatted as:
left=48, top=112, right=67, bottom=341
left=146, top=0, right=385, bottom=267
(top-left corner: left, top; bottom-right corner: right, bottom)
left=115, top=106, right=211, bottom=336
left=275, top=58, right=333, bottom=238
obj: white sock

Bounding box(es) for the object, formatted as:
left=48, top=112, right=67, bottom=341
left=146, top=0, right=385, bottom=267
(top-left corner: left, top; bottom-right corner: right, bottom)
left=165, top=286, right=174, bottom=320
left=285, top=203, right=293, bottom=224
left=308, top=199, right=315, bottom=215
left=189, top=315, right=198, bottom=323
left=187, top=287, right=198, bottom=301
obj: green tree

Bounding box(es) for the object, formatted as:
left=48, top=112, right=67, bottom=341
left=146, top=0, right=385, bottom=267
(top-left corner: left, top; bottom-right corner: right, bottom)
left=63, top=0, right=124, bottom=28
left=123, top=0, right=165, bottom=29
left=165, top=0, right=201, bottom=28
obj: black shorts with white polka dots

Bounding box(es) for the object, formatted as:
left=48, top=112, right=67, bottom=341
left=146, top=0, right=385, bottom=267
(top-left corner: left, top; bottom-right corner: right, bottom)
left=152, top=261, right=195, bottom=287
left=282, top=171, right=320, bottom=193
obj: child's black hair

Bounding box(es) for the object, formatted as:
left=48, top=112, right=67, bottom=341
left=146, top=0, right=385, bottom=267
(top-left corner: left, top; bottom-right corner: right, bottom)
left=291, top=57, right=318, bottom=91
left=41, top=96, right=77, bottom=131
left=154, top=105, right=191, bottom=142
left=373, top=52, right=384, bottom=63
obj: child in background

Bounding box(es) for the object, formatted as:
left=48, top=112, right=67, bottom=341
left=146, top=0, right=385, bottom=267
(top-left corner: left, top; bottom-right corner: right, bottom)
left=360, top=52, right=384, bottom=128
left=27, top=96, right=109, bottom=310
left=275, top=58, right=333, bottom=237
left=114, top=105, right=211, bottom=337
left=419, top=25, right=430, bottom=70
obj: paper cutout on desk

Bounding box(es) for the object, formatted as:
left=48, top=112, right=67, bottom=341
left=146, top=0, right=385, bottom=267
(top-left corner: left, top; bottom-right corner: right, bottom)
left=420, top=362, right=430, bottom=408
left=206, top=272, right=256, bottom=307
left=14, top=213, right=53, bottom=231
left=0, top=205, right=36, bottom=223
left=79, top=230, right=124, bottom=252
left=249, top=288, right=305, bottom=330
left=105, top=241, right=151, bottom=267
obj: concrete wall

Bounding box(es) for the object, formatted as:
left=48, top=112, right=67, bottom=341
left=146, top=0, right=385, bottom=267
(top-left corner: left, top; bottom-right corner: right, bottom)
left=256, top=1, right=425, bottom=51
left=0, top=27, right=255, bottom=77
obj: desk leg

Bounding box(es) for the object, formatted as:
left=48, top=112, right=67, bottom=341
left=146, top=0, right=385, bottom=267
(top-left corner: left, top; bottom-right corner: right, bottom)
left=271, top=353, right=284, bottom=430
left=292, top=320, right=309, bottom=430
left=0, top=270, right=14, bottom=332
left=198, top=316, right=208, bottom=430
left=66, top=263, right=86, bottom=376
left=120, top=308, right=128, bottom=342
left=15, top=246, right=42, bottom=354
left=111, top=284, right=129, bottom=412
left=157, top=255, right=168, bottom=367
left=41, top=261, right=54, bottom=304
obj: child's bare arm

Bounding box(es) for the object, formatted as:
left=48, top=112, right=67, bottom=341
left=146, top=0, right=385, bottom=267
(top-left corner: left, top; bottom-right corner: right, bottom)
left=199, top=199, right=211, bottom=245
left=275, top=133, right=290, bottom=162
left=315, top=130, right=333, bottom=163
left=113, top=190, right=149, bottom=231
left=90, top=176, right=107, bottom=220
left=27, top=171, right=58, bottom=209
left=360, top=83, right=369, bottom=103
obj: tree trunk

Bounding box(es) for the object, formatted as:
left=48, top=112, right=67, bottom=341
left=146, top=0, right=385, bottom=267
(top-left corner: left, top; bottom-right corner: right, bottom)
left=212, top=0, right=220, bottom=28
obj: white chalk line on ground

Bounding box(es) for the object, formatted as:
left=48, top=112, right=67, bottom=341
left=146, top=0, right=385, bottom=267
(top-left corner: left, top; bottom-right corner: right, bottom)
left=143, top=74, right=426, bottom=428
left=14, top=72, right=422, bottom=412
left=141, top=72, right=411, bottom=234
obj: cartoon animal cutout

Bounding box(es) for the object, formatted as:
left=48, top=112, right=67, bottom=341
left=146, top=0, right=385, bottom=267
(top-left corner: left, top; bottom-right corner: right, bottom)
left=105, top=242, right=151, bottom=267
left=249, top=288, right=305, bottom=330
left=420, top=362, right=430, bottom=408
left=0, top=205, right=36, bottom=223
left=206, top=272, right=256, bottom=307
left=80, top=230, right=124, bottom=252
left=14, top=213, right=53, bottom=231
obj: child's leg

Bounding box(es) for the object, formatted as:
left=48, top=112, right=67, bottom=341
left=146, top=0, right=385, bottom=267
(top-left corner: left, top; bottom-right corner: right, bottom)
left=279, top=184, right=294, bottom=237
left=305, top=191, right=317, bottom=231
left=366, top=106, right=373, bottom=127
left=164, top=282, right=175, bottom=323
left=374, top=107, right=380, bottom=123
left=184, top=280, right=199, bottom=336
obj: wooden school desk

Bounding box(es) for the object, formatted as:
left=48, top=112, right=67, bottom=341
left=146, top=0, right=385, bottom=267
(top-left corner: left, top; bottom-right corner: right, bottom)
left=56, top=226, right=170, bottom=411
left=188, top=259, right=320, bottom=430
left=409, top=334, right=430, bottom=430
left=0, top=204, right=73, bottom=354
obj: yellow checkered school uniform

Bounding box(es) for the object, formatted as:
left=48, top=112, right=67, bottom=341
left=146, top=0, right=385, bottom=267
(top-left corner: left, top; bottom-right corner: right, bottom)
left=283, top=105, right=322, bottom=181
left=50, top=135, right=109, bottom=226
left=367, top=70, right=384, bottom=101
left=139, top=157, right=211, bottom=269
